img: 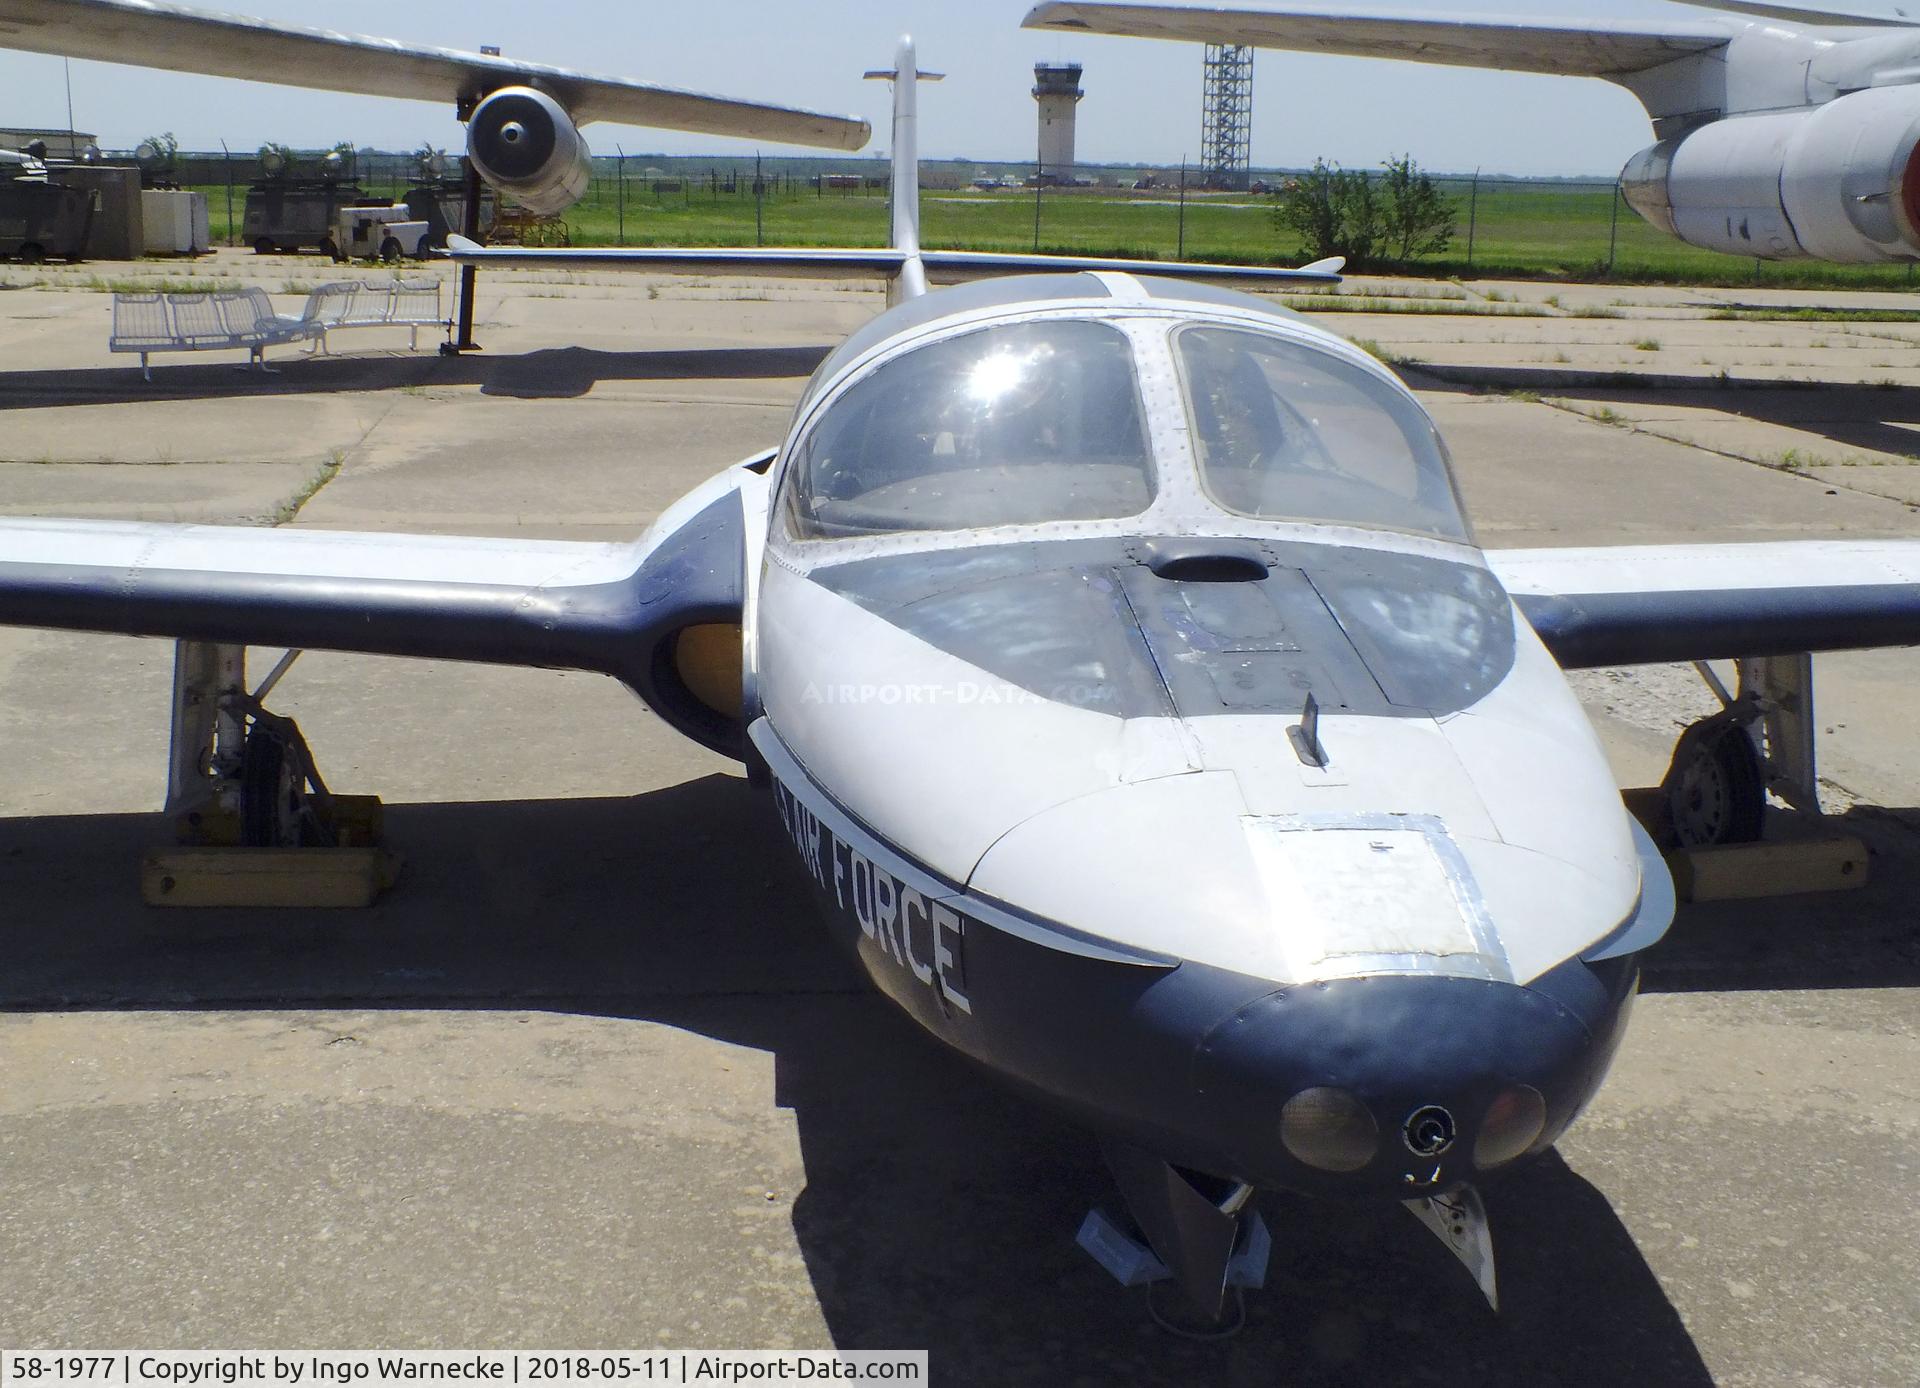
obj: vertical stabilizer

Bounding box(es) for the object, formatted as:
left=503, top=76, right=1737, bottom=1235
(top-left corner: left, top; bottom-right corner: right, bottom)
left=865, top=36, right=943, bottom=302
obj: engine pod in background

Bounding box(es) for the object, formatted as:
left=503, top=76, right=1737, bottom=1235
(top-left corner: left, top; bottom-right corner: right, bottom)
left=1621, top=86, right=1920, bottom=263
left=1779, top=85, right=1920, bottom=262
left=467, top=85, right=592, bottom=217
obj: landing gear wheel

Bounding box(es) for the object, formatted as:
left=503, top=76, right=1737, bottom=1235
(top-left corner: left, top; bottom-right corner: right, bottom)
left=1663, top=716, right=1766, bottom=847
left=253, top=237, right=277, bottom=255
left=239, top=725, right=300, bottom=847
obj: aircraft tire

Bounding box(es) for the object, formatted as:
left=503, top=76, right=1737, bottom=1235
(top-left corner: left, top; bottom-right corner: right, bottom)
left=239, top=726, right=295, bottom=848
left=1663, top=716, right=1766, bottom=847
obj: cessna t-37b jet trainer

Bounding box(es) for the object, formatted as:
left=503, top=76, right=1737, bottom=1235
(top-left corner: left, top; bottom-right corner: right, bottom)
left=4, top=3, right=1920, bottom=1329
left=1026, top=0, right=1920, bottom=265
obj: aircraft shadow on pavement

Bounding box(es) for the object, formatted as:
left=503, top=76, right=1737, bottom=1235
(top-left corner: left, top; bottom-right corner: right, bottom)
left=1407, top=366, right=1920, bottom=462
left=1641, top=803, right=1920, bottom=994
left=0, top=775, right=1734, bottom=1379
left=21, top=779, right=1905, bottom=1378
left=0, top=344, right=834, bottom=408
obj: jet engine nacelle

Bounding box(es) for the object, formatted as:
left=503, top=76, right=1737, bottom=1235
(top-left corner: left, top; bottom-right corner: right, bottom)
left=1621, top=86, right=1920, bottom=263
left=466, top=85, right=592, bottom=217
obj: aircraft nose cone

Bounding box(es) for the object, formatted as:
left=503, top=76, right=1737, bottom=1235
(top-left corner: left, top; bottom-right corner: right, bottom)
left=1191, top=972, right=1617, bottom=1195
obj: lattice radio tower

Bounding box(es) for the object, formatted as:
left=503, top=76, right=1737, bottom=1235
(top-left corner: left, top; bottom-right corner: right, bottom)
left=1200, top=44, right=1254, bottom=191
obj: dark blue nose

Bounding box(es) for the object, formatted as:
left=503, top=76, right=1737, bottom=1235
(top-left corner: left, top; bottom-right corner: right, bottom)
left=1189, top=970, right=1632, bottom=1196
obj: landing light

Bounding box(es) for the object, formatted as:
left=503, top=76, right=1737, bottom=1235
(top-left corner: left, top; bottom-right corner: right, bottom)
left=1473, top=1085, right=1547, bottom=1169
left=1279, top=1086, right=1378, bottom=1172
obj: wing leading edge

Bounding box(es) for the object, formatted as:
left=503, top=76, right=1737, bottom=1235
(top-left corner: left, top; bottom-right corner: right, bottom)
left=0, top=0, right=870, bottom=149
left=1490, top=540, right=1920, bottom=667
left=0, top=463, right=761, bottom=756
left=1022, top=2, right=1732, bottom=78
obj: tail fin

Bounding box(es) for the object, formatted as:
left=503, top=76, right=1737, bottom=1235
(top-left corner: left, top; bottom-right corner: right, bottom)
left=864, top=36, right=943, bottom=302
left=449, top=37, right=1344, bottom=292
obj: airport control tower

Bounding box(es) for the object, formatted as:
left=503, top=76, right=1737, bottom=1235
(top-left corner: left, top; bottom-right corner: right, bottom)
left=1032, top=62, right=1083, bottom=182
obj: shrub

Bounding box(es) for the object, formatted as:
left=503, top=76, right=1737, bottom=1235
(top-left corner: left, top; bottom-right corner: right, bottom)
left=1272, top=155, right=1458, bottom=269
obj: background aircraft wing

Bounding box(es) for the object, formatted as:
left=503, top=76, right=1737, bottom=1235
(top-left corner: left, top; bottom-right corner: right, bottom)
left=443, top=236, right=1345, bottom=285
left=1023, top=2, right=1732, bottom=78
left=0, top=0, right=870, bottom=148
left=1695, top=1, right=1917, bottom=28
left=1489, top=540, right=1920, bottom=667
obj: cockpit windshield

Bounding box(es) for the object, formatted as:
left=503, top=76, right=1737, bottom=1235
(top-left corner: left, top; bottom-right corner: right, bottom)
left=1175, top=325, right=1471, bottom=542
left=781, top=319, right=1155, bottom=539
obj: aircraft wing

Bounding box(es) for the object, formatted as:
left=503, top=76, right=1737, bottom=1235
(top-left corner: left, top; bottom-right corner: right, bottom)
left=1696, top=1, right=1917, bottom=28
left=0, top=462, right=763, bottom=755
left=1488, top=540, right=1920, bottom=668
left=1022, top=2, right=1732, bottom=78
left=0, top=0, right=870, bottom=148
left=442, top=236, right=1346, bottom=285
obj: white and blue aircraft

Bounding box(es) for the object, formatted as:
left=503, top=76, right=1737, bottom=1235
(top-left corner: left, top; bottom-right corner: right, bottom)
left=3, top=9, right=1920, bottom=1327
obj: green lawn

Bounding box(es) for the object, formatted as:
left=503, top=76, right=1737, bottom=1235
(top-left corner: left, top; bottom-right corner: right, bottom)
left=186, top=178, right=1920, bottom=291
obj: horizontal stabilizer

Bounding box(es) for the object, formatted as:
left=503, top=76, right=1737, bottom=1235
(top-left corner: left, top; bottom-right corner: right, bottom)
left=0, top=0, right=870, bottom=148
left=443, top=235, right=1343, bottom=285
left=1023, top=2, right=1730, bottom=77
left=443, top=237, right=909, bottom=277
left=919, top=248, right=1342, bottom=283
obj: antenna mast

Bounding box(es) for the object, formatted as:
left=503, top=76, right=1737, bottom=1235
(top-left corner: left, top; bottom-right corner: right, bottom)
left=1199, top=44, right=1253, bottom=191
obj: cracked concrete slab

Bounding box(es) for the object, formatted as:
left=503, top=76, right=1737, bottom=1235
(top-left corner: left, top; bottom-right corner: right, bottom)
left=0, top=458, right=332, bottom=524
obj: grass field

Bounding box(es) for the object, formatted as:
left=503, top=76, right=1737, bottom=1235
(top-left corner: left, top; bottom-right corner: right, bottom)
left=188, top=176, right=1920, bottom=291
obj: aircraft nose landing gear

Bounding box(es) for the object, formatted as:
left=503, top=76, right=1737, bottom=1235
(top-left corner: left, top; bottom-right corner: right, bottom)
left=1077, top=1138, right=1503, bottom=1333
left=1076, top=1139, right=1271, bottom=1336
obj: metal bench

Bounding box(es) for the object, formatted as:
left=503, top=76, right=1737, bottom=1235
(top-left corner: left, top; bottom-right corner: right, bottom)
left=300, top=277, right=445, bottom=353
left=111, top=287, right=322, bottom=380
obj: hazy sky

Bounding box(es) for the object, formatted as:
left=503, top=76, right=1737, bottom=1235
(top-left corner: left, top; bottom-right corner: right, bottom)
left=0, top=1, right=1840, bottom=176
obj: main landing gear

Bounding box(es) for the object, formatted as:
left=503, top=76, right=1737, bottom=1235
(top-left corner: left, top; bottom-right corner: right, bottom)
left=1078, top=1141, right=1500, bottom=1335
left=1659, top=654, right=1817, bottom=847
left=150, top=640, right=394, bottom=906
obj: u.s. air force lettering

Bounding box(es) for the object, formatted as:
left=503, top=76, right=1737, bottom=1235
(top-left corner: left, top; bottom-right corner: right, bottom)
left=772, top=775, right=971, bottom=1014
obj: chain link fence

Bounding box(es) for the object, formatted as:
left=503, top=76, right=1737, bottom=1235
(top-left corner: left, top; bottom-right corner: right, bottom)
left=154, top=150, right=1920, bottom=287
